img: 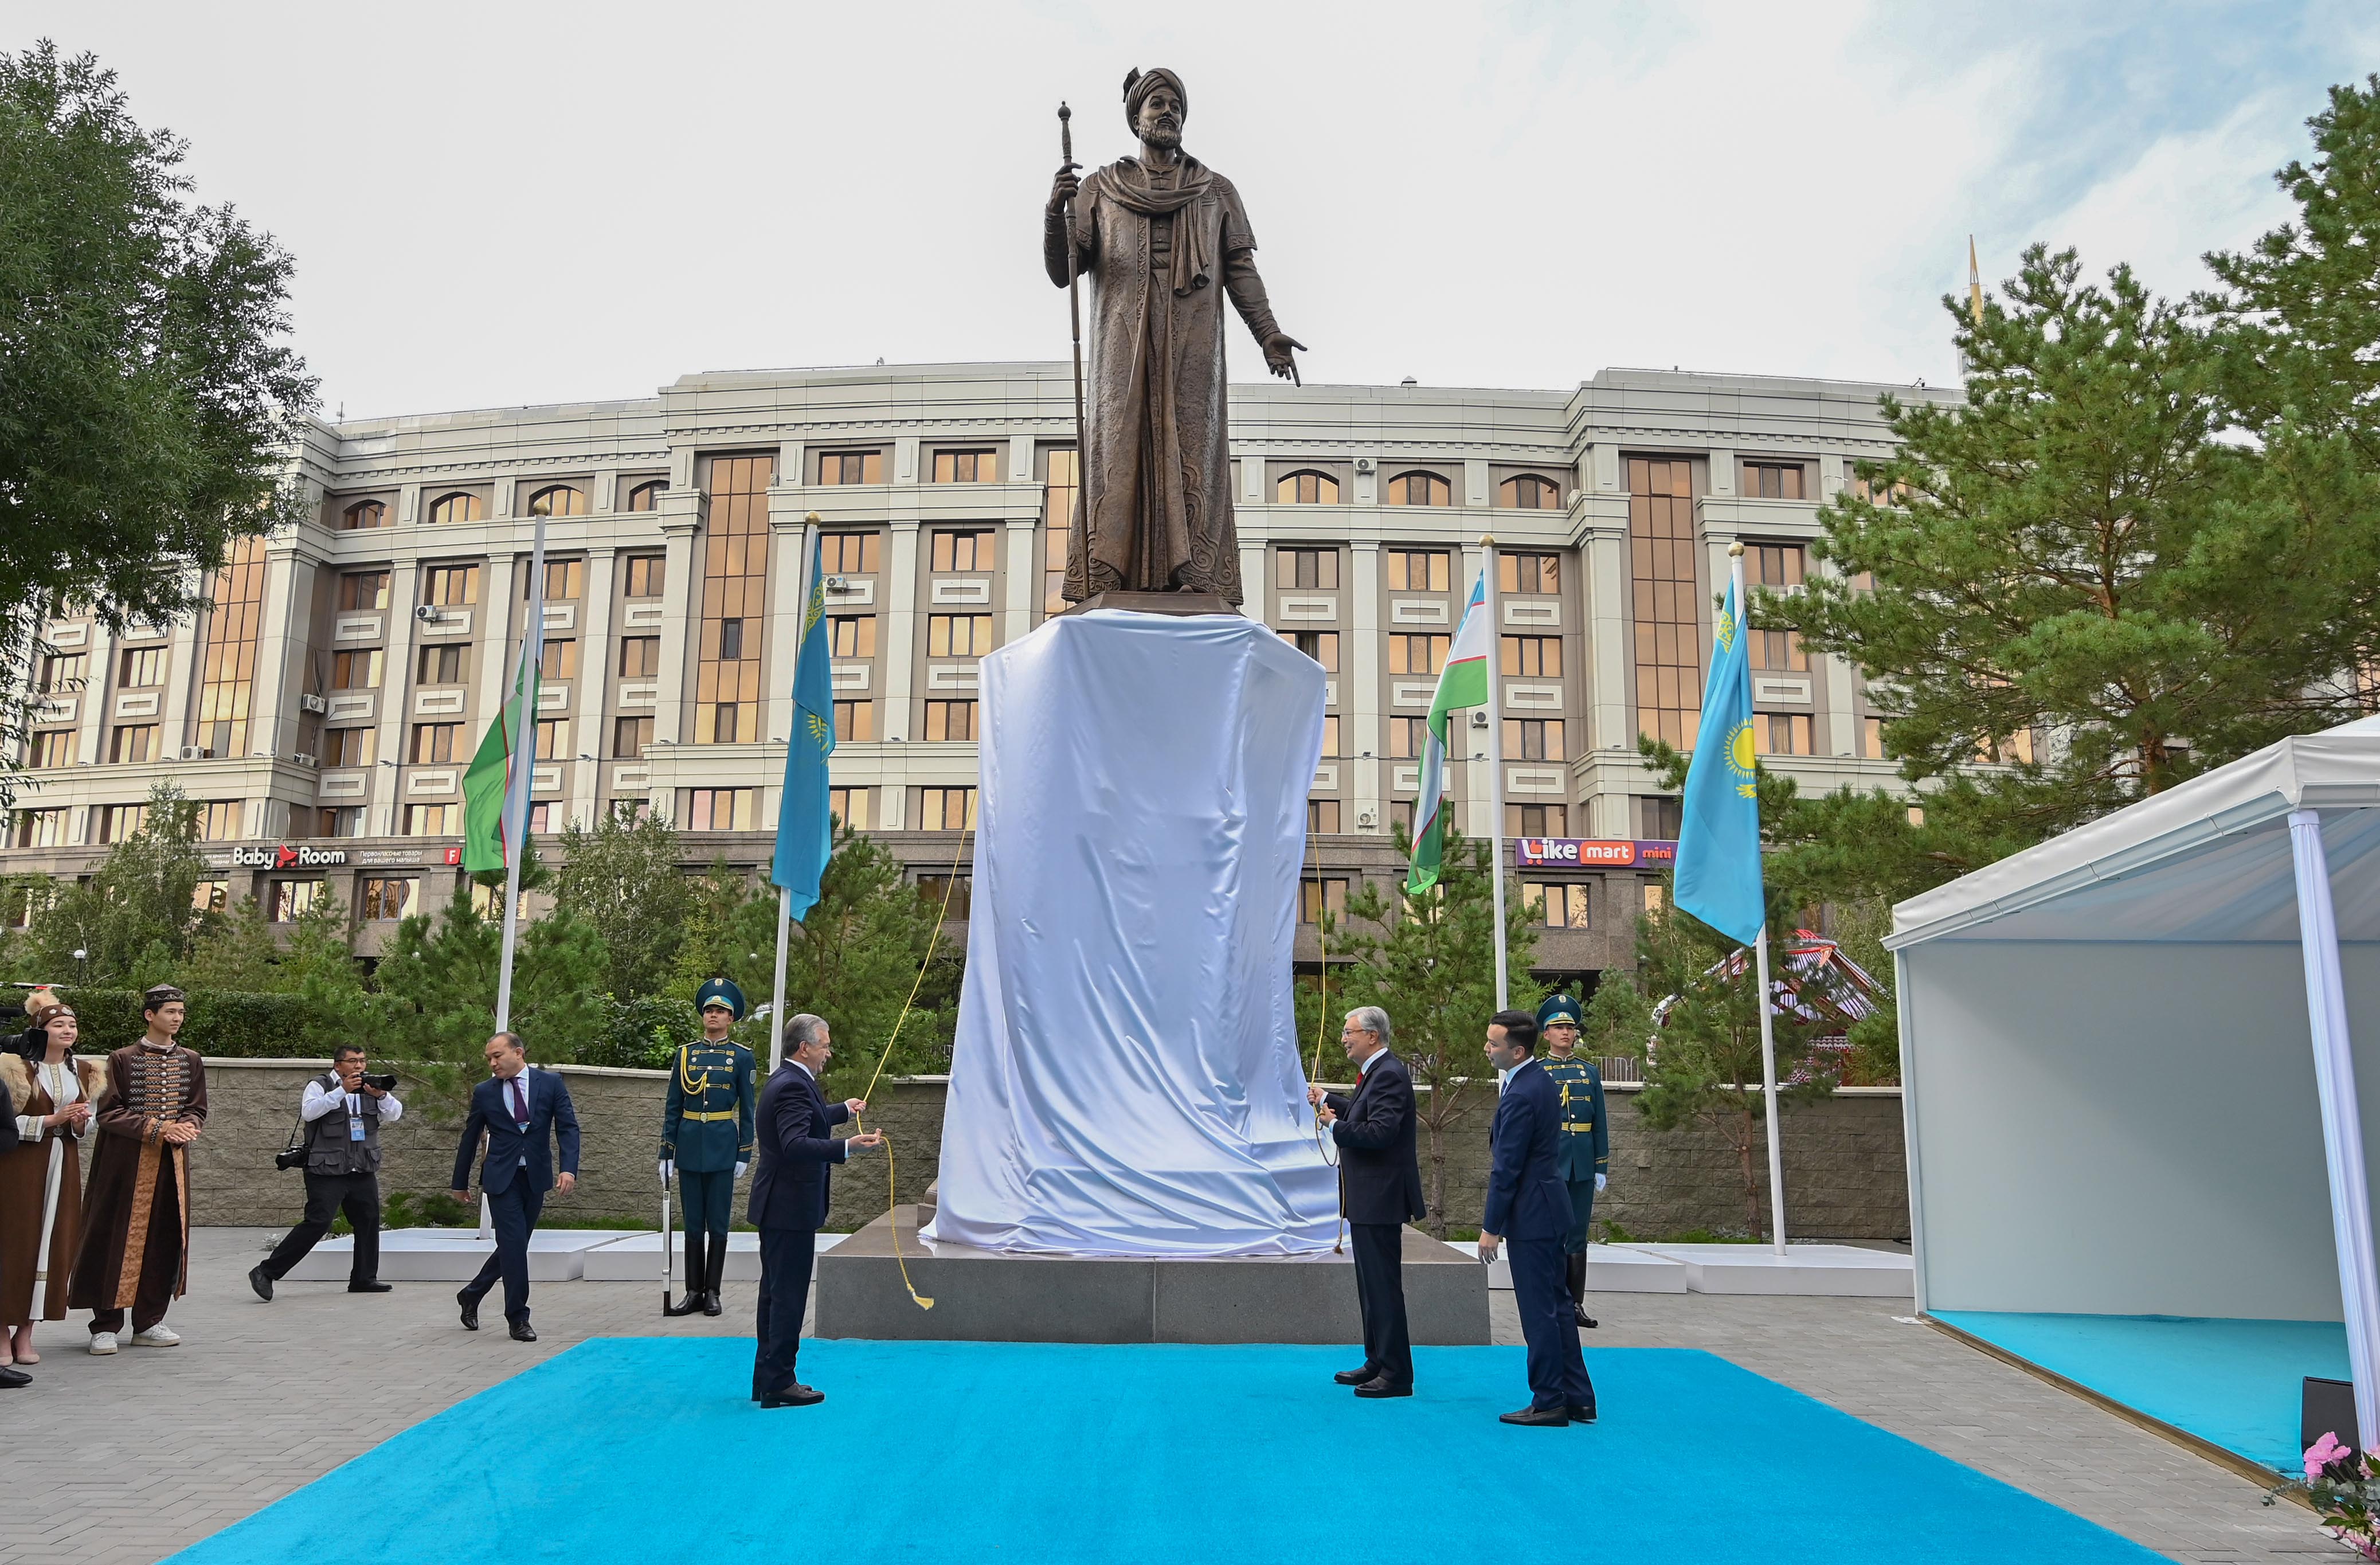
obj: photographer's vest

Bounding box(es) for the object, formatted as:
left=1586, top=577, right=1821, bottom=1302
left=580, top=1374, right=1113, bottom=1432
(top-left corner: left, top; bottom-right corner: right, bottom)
left=305, top=1072, right=383, bottom=1176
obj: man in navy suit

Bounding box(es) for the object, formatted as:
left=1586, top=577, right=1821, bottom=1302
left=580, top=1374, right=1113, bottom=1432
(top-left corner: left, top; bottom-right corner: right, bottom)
left=750, top=1013, right=879, bottom=1407
left=448, top=1032, right=581, bottom=1342
left=1307, top=1005, right=1424, bottom=1398
left=1478, top=1008, right=1595, bottom=1427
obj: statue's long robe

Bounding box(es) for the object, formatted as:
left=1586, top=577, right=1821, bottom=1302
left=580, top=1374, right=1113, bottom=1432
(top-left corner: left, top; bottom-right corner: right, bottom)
left=1046, top=154, right=1283, bottom=604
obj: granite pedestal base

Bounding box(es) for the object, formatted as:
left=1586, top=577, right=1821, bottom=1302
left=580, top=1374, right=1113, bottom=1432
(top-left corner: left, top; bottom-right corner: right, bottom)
left=814, top=1206, right=1491, bottom=1344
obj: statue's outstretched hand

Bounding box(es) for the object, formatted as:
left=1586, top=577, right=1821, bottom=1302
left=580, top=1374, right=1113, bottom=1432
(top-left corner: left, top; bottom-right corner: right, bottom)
left=1263, top=332, right=1306, bottom=381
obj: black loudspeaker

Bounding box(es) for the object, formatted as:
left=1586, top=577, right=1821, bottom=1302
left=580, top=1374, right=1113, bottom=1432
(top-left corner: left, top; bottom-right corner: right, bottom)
left=2304, top=1376, right=2359, bottom=1456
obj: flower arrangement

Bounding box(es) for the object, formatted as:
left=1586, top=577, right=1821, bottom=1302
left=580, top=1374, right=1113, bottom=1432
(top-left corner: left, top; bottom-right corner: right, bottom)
left=2285, top=1432, right=2380, bottom=1559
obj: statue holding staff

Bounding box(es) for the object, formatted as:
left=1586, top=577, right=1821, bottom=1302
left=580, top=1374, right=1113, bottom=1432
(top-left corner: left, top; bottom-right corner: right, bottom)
left=1045, top=67, right=1305, bottom=607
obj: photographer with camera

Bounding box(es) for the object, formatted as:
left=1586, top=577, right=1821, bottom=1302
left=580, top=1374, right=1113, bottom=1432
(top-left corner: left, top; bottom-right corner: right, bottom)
left=249, top=1045, right=402, bottom=1300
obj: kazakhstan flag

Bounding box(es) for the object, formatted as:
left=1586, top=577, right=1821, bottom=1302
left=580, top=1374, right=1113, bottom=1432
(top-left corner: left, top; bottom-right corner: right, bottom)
left=1673, top=568, right=1765, bottom=945
left=771, top=534, right=835, bottom=918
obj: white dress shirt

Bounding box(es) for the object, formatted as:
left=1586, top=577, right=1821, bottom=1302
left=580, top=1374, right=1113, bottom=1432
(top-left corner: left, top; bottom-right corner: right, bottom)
left=301, top=1075, right=405, bottom=1126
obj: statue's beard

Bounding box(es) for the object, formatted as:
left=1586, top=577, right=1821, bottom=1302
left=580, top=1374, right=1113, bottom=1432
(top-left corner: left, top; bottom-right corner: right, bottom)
left=1141, top=120, right=1181, bottom=152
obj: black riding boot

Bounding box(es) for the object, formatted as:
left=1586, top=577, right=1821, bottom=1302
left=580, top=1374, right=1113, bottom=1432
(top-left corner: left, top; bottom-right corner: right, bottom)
left=1567, top=1251, right=1596, bottom=1329
left=667, top=1231, right=706, bottom=1316
left=701, top=1234, right=727, bottom=1316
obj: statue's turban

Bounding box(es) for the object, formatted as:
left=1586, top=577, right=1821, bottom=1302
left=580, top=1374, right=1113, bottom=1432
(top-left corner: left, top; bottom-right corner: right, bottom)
left=1122, top=67, right=1187, bottom=131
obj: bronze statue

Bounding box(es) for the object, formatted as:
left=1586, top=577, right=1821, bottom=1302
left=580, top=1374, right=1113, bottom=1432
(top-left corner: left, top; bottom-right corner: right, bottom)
left=1046, top=68, right=1303, bottom=608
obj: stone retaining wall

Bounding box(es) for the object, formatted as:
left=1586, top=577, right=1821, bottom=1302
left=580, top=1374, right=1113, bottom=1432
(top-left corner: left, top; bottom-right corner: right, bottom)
left=182, top=1061, right=1907, bottom=1240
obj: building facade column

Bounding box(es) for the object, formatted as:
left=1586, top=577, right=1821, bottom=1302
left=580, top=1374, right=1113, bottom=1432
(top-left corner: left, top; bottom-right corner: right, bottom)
left=655, top=499, right=703, bottom=746
left=569, top=548, right=618, bottom=831
left=1348, top=540, right=1381, bottom=838
left=1001, top=518, right=1036, bottom=649
left=878, top=520, right=921, bottom=824
left=371, top=561, right=421, bottom=839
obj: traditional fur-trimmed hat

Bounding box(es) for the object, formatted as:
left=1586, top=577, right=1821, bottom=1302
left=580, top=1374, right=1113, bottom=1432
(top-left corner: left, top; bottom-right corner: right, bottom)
left=1122, top=66, right=1187, bottom=131
left=695, top=976, right=747, bottom=1022
left=141, top=983, right=186, bottom=1013
left=26, top=996, right=74, bottom=1031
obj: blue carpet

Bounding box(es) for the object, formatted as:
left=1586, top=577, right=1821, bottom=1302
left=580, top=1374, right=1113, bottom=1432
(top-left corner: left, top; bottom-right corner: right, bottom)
left=172, top=1340, right=2164, bottom=1564
left=1935, top=1310, right=2348, bottom=1471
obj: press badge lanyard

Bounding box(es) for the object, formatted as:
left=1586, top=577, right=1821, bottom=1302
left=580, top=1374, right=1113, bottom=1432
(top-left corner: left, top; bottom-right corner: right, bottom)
left=347, top=1087, right=366, bottom=1142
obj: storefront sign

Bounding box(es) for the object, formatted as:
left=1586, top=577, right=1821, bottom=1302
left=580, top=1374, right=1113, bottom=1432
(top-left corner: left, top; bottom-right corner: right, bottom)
left=354, top=849, right=421, bottom=867
left=227, top=843, right=350, bottom=870
left=1512, top=838, right=1678, bottom=870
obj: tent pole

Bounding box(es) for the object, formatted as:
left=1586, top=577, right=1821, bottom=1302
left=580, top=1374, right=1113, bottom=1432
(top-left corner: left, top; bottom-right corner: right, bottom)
left=1756, top=922, right=1787, bottom=1257
left=2289, top=807, right=2380, bottom=1448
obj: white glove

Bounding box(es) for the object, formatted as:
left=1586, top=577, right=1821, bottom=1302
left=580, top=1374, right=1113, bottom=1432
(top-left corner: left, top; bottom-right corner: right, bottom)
left=1595, top=1173, right=1607, bottom=1193
left=734, top=1161, right=748, bottom=1179
left=659, top=1159, right=674, bottom=1185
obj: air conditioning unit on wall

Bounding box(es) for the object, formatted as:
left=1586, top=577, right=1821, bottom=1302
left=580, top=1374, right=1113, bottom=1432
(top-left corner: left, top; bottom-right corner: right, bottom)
left=177, top=745, right=208, bottom=762
left=1357, top=809, right=1378, bottom=828
left=299, top=692, right=328, bottom=714
left=414, top=604, right=441, bottom=623
left=1470, top=710, right=1490, bottom=728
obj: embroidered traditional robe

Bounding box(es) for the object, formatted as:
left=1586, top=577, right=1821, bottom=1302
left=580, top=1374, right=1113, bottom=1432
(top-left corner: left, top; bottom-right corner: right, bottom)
left=67, top=1044, right=206, bottom=1312
left=0, top=1051, right=106, bottom=1323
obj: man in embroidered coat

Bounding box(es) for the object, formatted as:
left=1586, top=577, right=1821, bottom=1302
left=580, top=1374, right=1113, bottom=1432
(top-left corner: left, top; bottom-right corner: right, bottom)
left=68, top=985, right=206, bottom=1353
left=1044, top=66, right=1303, bottom=605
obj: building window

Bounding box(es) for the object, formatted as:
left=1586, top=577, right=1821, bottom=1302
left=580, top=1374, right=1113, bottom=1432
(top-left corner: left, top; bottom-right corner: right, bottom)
left=1506, top=803, right=1568, bottom=837
left=118, top=647, right=166, bottom=687
left=931, top=529, right=996, bottom=572
left=332, top=649, right=383, bottom=689
left=27, top=731, right=73, bottom=768
left=1757, top=713, right=1814, bottom=756
left=539, top=640, right=578, bottom=680
left=816, top=450, right=884, bottom=486
left=917, top=787, right=976, bottom=831
left=340, top=571, right=392, bottom=611
left=524, top=558, right=586, bottom=601
left=361, top=878, right=418, bottom=921
left=534, top=719, right=567, bottom=760
left=340, top=499, right=387, bottom=531
left=191, top=879, right=228, bottom=913
left=1500, top=551, right=1560, bottom=595
left=695, top=455, right=770, bottom=745
left=527, top=484, right=585, bottom=518
left=609, top=798, right=653, bottom=824
left=618, top=637, right=660, bottom=678
left=1275, top=470, right=1340, bottom=504
left=1387, top=715, right=1427, bottom=758
left=1747, top=543, right=1806, bottom=587
left=1289, top=631, right=1339, bottom=672
left=625, top=479, right=669, bottom=512
left=624, top=555, right=666, bottom=597
left=405, top=803, right=457, bottom=835
left=195, top=535, right=267, bottom=761
left=917, top=874, right=973, bottom=921
left=1388, top=799, right=1416, bottom=835
left=822, top=531, right=882, bottom=575
left=1750, top=629, right=1807, bottom=672
left=1388, top=633, right=1451, bottom=676
left=267, top=881, right=320, bottom=923
left=1742, top=463, right=1806, bottom=500
left=1643, top=882, right=1666, bottom=912
left=95, top=803, right=148, bottom=843
left=1385, top=549, right=1449, bottom=592
left=1500, top=636, right=1561, bottom=678
left=927, top=614, right=993, bottom=658
left=1044, top=522, right=1068, bottom=616
left=14, top=808, right=73, bottom=848
left=422, top=564, right=481, bottom=607
left=1299, top=875, right=1348, bottom=924
left=1320, top=715, right=1341, bottom=757
left=828, top=616, right=876, bottom=659
left=613, top=716, right=653, bottom=757
left=417, top=644, right=469, bottom=684
left=426, top=491, right=483, bottom=526
left=1522, top=882, right=1592, bottom=929
left=835, top=700, right=878, bottom=741
left=36, top=652, right=87, bottom=692
left=526, top=803, right=561, bottom=835
left=1309, top=798, right=1341, bottom=834
left=1860, top=716, right=1886, bottom=759
left=1497, top=474, right=1562, bottom=510
left=1505, top=718, right=1565, bottom=762
left=326, top=727, right=377, bottom=768
left=686, top=788, right=756, bottom=831
left=828, top=787, right=871, bottom=830
left=1847, top=465, right=1909, bottom=506
left=470, top=883, right=531, bottom=921
left=931, top=450, right=1001, bottom=483
left=922, top=700, right=975, bottom=741
left=410, top=723, right=462, bottom=764
left=318, top=807, right=365, bottom=838
left=109, top=725, right=157, bottom=764
left=1641, top=796, right=1684, bottom=839
left=1629, top=456, right=1701, bottom=749
left=1275, top=548, right=1340, bottom=591
left=197, top=800, right=242, bottom=841
left=1384, top=471, right=1450, bottom=507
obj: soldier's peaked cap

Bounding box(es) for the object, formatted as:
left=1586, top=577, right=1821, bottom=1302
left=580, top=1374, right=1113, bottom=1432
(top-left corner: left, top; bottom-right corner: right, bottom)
left=695, top=977, right=746, bottom=1021
left=1536, top=992, right=1583, bottom=1030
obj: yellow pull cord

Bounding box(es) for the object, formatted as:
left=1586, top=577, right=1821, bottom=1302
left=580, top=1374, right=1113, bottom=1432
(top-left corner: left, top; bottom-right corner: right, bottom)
left=880, top=1131, right=934, bottom=1310
left=1306, top=835, right=1346, bottom=1255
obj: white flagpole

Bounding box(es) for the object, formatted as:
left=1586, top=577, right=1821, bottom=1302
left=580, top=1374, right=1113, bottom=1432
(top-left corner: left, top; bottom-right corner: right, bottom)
left=1482, top=535, right=1508, bottom=1011
left=1731, top=542, right=1787, bottom=1257
left=493, top=508, right=549, bottom=1034
left=769, top=515, right=822, bottom=1073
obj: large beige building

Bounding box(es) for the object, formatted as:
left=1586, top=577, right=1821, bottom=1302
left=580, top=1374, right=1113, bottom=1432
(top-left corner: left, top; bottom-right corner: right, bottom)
left=2, top=362, right=1933, bottom=983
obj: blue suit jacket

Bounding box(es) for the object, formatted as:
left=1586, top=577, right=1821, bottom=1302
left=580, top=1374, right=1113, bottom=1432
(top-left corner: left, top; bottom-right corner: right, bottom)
left=747, top=1063, right=849, bottom=1232
left=451, top=1068, right=581, bottom=1196
left=1483, top=1059, right=1573, bottom=1242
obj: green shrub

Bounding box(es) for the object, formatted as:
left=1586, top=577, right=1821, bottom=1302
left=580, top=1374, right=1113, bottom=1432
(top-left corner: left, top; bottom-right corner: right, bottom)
left=53, top=988, right=340, bottom=1058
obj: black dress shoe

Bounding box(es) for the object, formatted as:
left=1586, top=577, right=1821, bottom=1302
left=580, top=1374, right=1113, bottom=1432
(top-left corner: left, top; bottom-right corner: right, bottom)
left=457, top=1289, right=480, bottom=1331
left=1352, top=1377, right=1412, bottom=1399
left=248, top=1265, right=273, bottom=1302
left=509, top=1321, right=538, bottom=1343
left=348, top=1280, right=392, bottom=1294
left=0, top=1366, right=28, bottom=1388
left=1574, top=1302, right=1598, bottom=1328
left=1333, top=1366, right=1379, bottom=1386
left=1500, top=1404, right=1569, bottom=1426
left=701, top=1290, right=723, bottom=1318
left=1566, top=1403, right=1598, bottom=1423
left=760, top=1383, right=825, bottom=1408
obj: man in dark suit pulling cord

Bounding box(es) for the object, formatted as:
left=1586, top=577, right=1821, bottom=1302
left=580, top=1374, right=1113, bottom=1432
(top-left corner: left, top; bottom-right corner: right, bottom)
left=1308, top=1005, right=1424, bottom=1399
left=750, top=1013, right=880, bottom=1407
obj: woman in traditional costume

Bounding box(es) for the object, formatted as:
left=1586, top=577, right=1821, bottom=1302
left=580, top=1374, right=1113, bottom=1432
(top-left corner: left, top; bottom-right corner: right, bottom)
left=0, top=997, right=103, bottom=1364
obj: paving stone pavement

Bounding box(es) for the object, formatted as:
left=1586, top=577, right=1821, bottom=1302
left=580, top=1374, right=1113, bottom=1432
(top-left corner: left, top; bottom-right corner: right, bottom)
left=0, top=1229, right=2347, bottom=1564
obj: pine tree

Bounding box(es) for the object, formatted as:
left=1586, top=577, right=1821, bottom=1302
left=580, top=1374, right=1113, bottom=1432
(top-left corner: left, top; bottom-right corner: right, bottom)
left=374, top=885, right=606, bottom=1075
left=551, top=809, right=690, bottom=1000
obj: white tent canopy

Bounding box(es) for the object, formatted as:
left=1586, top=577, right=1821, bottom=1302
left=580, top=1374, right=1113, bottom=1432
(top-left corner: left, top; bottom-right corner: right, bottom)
left=1890, top=717, right=2380, bottom=1439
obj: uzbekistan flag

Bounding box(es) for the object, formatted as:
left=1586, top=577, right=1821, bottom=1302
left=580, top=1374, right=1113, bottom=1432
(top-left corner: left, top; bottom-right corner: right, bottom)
left=1406, top=568, right=1491, bottom=894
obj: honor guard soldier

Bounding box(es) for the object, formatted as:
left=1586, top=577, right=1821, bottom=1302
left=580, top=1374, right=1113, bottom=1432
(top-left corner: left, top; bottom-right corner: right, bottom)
left=660, top=978, right=757, bottom=1318
left=1536, top=992, right=1609, bottom=1329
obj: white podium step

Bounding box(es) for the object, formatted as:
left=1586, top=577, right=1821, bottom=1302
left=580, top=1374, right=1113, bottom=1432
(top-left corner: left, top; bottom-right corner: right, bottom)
left=281, top=1228, right=648, bottom=1283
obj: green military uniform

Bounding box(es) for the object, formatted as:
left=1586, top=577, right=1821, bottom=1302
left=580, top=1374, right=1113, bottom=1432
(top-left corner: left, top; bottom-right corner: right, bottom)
left=660, top=977, right=757, bottom=1318
left=1537, top=992, right=1608, bottom=1328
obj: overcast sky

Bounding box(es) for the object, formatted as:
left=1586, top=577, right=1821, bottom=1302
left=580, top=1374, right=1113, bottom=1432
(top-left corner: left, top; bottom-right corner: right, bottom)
left=22, top=1, right=2378, bottom=420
